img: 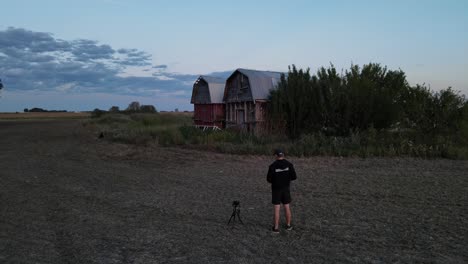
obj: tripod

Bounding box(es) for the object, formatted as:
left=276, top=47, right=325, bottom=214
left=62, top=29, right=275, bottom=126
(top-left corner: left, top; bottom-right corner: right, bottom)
left=227, top=201, right=244, bottom=225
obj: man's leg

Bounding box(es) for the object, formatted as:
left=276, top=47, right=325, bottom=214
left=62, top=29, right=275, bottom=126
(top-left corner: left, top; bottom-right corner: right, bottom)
left=273, top=204, right=281, bottom=229
left=283, top=203, right=292, bottom=226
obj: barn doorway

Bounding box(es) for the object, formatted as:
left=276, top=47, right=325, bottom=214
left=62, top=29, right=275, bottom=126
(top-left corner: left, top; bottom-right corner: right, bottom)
left=237, top=110, right=244, bottom=125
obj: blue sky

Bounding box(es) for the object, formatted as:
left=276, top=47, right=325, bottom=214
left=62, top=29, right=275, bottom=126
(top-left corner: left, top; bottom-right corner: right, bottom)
left=1, top=0, right=467, bottom=112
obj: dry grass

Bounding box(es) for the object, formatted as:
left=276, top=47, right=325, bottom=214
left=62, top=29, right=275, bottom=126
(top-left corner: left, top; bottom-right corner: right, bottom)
left=0, top=112, right=90, bottom=120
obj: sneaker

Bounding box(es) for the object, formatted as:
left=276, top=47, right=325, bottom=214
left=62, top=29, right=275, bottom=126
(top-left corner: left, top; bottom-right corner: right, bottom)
left=285, top=224, right=293, bottom=231
left=271, top=226, right=280, bottom=233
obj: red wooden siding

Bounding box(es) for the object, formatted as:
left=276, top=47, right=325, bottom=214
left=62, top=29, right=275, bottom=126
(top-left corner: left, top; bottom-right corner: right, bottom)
left=193, top=104, right=225, bottom=128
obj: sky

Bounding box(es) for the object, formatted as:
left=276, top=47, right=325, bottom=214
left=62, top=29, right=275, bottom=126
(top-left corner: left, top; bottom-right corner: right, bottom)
left=1, top=0, right=467, bottom=112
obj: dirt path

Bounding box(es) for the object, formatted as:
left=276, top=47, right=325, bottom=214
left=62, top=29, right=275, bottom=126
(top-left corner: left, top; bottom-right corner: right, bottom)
left=1, top=120, right=467, bottom=263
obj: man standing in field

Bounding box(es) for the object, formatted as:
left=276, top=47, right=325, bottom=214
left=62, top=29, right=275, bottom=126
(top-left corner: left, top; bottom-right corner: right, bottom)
left=267, top=149, right=297, bottom=233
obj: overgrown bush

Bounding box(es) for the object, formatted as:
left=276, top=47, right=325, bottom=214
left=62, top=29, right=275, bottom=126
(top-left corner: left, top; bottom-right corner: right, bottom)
left=266, top=63, right=468, bottom=159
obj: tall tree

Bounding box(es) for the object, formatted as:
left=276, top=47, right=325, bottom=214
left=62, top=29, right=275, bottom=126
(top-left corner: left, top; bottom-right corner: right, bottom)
left=268, top=65, right=312, bottom=138
left=126, top=101, right=141, bottom=112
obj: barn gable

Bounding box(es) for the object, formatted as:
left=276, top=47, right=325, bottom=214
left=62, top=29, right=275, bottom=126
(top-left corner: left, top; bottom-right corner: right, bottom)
left=223, top=69, right=283, bottom=133
left=191, top=76, right=226, bottom=104
left=224, top=69, right=282, bottom=103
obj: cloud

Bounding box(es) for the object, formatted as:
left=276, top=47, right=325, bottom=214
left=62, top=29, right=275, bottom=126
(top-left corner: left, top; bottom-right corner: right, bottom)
left=153, top=64, right=168, bottom=69
left=115, top=48, right=151, bottom=66
left=0, top=27, right=199, bottom=98
left=0, top=27, right=70, bottom=53
left=71, top=39, right=115, bottom=61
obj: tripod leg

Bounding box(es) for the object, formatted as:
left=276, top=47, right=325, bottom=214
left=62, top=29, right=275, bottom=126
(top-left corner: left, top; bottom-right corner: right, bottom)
left=236, top=210, right=244, bottom=224
left=228, top=211, right=236, bottom=224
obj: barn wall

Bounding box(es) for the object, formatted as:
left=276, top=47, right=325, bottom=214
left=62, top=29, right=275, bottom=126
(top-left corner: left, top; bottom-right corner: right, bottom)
left=225, top=101, right=257, bottom=132
left=253, top=100, right=268, bottom=134
left=224, top=77, right=271, bottom=134
left=194, top=104, right=225, bottom=128
left=212, top=104, right=225, bottom=128
left=224, top=72, right=256, bottom=131
left=224, top=72, right=253, bottom=103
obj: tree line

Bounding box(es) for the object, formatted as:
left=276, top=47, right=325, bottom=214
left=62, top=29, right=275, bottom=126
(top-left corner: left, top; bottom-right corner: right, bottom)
left=267, top=63, right=468, bottom=148
left=91, top=101, right=157, bottom=118
left=24, top=108, right=67, bottom=113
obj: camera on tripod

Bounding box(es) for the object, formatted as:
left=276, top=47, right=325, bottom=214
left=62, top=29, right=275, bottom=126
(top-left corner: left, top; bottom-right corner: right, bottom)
left=228, top=200, right=243, bottom=225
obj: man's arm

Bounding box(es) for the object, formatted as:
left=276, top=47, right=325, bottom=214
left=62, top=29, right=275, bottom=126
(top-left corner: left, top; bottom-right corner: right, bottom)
left=267, top=165, right=273, bottom=183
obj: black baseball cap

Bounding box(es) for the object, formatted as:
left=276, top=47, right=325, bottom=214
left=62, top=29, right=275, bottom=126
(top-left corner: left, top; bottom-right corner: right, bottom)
left=273, top=149, right=284, bottom=156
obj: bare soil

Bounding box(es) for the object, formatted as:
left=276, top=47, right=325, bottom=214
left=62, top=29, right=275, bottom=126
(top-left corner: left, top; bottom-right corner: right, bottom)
left=1, top=120, right=467, bottom=263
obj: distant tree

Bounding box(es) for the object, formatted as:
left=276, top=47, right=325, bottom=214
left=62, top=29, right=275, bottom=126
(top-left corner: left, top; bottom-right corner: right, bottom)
left=175, top=108, right=179, bottom=112
left=140, top=105, right=157, bottom=113
left=126, top=101, right=141, bottom=112
left=109, top=106, right=120, bottom=113
left=91, top=108, right=106, bottom=118
left=24, top=108, right=29, bottom=112
left=29, top=107, right=46, bottom=112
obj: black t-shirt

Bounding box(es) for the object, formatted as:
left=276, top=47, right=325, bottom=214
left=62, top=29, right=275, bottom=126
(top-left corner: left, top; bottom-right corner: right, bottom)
left=267, top=159, right=297, bottom=190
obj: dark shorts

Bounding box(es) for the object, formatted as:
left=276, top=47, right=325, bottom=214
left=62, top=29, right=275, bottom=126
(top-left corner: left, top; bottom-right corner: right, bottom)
left=272, top=188, right=291, bottom=205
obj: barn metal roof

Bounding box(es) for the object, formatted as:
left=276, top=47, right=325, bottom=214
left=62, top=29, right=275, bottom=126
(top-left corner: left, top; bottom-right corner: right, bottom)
left=191, top=75, right=227, bottom=104
left=230, top=68, right=283, bottom=101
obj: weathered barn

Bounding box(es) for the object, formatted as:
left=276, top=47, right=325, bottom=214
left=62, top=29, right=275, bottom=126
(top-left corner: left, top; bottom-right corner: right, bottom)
left=191, top=75, right=226, bottom=129
left=223, top=69, right=282, bottom=133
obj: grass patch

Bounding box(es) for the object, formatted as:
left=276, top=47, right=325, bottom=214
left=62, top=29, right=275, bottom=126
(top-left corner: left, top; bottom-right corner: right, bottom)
left=88, top=113, right=468, bottom=159
left=88, top=112, right=191, bottom=146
